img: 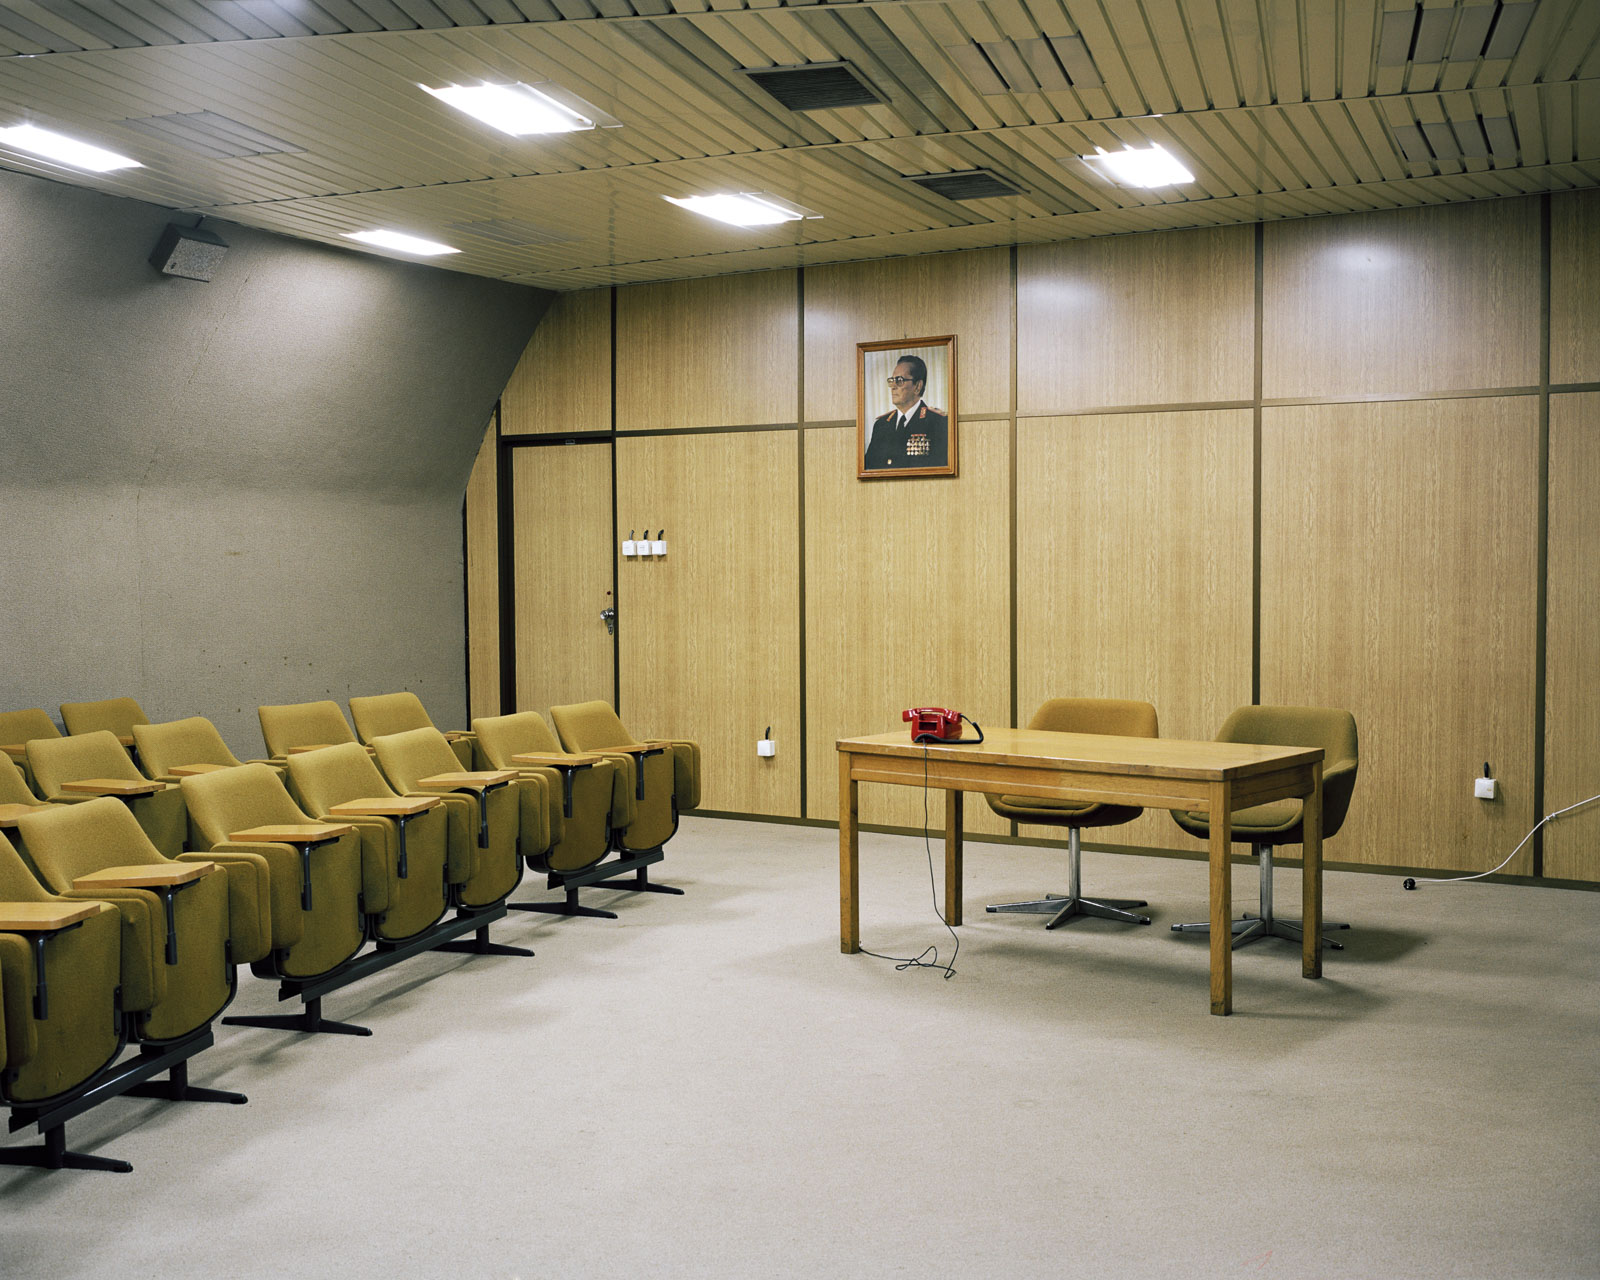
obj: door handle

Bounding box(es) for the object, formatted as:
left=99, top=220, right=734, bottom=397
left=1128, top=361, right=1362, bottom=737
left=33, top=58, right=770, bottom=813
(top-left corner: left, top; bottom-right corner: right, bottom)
left=600, top=607, right=617, bottom=637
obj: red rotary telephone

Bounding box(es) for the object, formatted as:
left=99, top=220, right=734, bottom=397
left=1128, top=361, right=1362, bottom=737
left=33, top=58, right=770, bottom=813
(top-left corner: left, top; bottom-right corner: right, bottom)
left=903, top=707, right=963, bottom=741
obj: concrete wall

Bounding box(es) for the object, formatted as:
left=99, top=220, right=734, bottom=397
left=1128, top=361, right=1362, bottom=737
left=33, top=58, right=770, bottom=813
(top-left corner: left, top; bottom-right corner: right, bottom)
left=0, top=166, right=550, bottom=755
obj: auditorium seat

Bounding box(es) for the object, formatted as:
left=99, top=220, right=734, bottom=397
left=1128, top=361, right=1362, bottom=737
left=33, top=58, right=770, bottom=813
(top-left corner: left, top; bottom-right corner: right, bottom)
left=258, top=700, right=368, bottom=764
left=132, top=716, right=277, bottom=783
left=0, top=831, right=126, bottom=1170
left=286, top=744, right=452, bottom=944
left=182, top=764, right=370, bottom=1035
left=351, top=692, right=474, bottom=769
left=26, top=730, right=188, bottom=860
left=0, top=707, right=60, bottom=795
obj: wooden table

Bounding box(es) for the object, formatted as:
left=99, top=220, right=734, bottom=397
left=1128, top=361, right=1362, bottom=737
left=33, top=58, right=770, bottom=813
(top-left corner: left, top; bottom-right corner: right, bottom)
left=0, top=802, right=44, bottom=828
left=73, top=860, right=215, bottom=965
left=60, top=778, right=163, bottom=797
left=169, top=763, right=232, bottom=777
left=837, top=728, right=1324, bottom=1016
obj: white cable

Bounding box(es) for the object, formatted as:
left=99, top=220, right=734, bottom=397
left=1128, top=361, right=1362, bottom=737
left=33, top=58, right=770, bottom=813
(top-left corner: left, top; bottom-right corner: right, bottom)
left=1402, top=792, right=1600, bottom=888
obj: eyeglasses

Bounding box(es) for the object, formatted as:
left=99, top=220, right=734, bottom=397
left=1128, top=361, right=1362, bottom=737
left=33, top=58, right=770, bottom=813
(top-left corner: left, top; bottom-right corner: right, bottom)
left=886, top=375, right=918, bottom=387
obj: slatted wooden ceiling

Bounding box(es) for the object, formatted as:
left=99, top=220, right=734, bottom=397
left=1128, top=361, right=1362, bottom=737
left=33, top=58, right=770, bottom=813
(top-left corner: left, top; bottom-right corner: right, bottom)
left=0, top=0, right=1595, bottom=288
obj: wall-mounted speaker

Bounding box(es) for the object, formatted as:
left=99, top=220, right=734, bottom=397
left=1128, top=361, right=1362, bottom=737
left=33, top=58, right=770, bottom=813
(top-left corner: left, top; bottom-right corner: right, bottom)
left=150, top=223, right=228, bottom=282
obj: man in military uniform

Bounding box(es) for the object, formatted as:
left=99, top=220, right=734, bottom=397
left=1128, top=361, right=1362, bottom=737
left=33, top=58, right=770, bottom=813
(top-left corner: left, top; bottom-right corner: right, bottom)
left=863, top=354, right=948, bottom=470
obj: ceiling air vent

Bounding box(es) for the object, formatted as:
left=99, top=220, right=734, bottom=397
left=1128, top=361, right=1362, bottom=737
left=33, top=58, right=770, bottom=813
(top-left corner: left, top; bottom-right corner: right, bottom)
left=741, top=62, right=885, bottom=112
left=1376, top=2, right=1538, bottom=68
left=120, top=111, right=301, bottom=159
left=907, top=169, right=1024, bottom=201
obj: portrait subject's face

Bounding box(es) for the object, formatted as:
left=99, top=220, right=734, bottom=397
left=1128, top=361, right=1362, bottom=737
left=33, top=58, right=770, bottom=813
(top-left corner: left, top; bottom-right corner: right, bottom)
left=889, top=361, right=922, bottom=412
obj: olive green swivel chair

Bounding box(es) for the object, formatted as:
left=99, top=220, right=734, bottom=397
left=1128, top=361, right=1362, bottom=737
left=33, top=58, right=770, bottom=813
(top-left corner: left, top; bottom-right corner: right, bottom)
left=370, top=727, right=533, bottom=958
left=0, top=707, right=61, bottom=796
left=550, top=701, right=694, bottom=903
left=472, top=711, right=624, bottom=920
left=258, top=700, right=367, bottom=765
left=182, top=763, right=370, bottom=1036
left=27, top=730, right=189, bottom=860
left=0, top=832, right=126, bottom=1171
left=286, top=744, right=455, bottom=946
left=15, top=801, right=247, bottom=1111
left=132, top=716, right=279, bottom=783
left=1169, top=705, right=1359, bottom=951
left=985, top=699, right=1160, bottom=929
left=352, top=692, right=474, bottom=770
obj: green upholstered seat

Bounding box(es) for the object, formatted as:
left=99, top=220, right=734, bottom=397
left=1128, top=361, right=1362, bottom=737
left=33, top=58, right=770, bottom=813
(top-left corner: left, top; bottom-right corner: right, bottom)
left=472, top=711, right=614, bottom=874
left=0, top=708, right=61, bottom=796
left=16, top=799, right=235, bottom=1044
left=26, top=730, right=188, bottom=860
left=1169, top=704, right=1360, bottom=951
left=182, top=763, right=366, bottom=981
left=58, top=697, right=150, bottom=741
left=0, top=832, right=122, bottom=1108
left=371, top=727, right=528, bottom=911
left=352, top=692, right=474, bottom=770
left=984, top=698, right=1160, bottom=930
left=258, top=700, right=363, bottom=762
left=550, top=701, right=689, bottom=853
left=132, top=716, right=275, bottom=783
left=287, top=743, right=451, bottom=944
left=0, top=752, right=47, bottom=811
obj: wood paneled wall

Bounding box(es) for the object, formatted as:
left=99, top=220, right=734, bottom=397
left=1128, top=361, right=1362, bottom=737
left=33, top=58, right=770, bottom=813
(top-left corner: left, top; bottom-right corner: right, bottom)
left=616, top=432, right=801, bottom=817
left=476, top=192, right=1600, bottom=885
left=501, top=289, right=611, bottom=434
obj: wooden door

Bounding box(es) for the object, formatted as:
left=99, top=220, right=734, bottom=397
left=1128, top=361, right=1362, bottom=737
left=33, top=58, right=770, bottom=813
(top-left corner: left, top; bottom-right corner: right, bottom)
left=510, top=442, right=615, bottom=715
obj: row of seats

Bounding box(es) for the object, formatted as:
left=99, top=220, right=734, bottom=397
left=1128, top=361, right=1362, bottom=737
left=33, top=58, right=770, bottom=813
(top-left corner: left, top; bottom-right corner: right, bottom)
left=0, top=694, right=701, bottom=1173
left=985, top=699, right=1360, bottom=950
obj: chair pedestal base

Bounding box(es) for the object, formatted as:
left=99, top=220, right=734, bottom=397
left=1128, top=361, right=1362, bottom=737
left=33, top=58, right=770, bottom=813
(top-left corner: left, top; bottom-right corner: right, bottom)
left=225, top=995, right=371, bottom=1037
left=985, top=828, right=1150, bottom=928
left=1169, top=844, right=1348, bottom=951
left=433, top=919, right=535, bottom=959
left=987, top=893, right=1151, bottom=927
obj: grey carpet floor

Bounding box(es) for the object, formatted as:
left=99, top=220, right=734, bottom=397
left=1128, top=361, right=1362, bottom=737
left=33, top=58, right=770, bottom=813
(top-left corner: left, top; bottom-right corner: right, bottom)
left=2, top=815, right=1597, bottom=1279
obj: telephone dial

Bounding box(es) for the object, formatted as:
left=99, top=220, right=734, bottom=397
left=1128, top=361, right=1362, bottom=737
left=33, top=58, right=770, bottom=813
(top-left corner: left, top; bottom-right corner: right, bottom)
left=903, top=707, right=984, bottom=744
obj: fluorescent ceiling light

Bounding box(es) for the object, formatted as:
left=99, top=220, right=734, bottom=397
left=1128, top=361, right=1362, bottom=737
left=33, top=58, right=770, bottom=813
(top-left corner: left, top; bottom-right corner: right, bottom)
left=343, top=229, right=460, bottom=256
left=1081, top=143, right=1193, bottom=187
left=0, top=123, right=140, bottom=172
left=663, top=193, right=808, bottom=227
left=421, top=82, right=594, bottom=135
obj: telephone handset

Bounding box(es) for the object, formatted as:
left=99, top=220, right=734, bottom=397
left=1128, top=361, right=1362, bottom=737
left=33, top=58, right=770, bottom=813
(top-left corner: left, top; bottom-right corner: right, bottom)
left=903, top=707, right=985, bottom=745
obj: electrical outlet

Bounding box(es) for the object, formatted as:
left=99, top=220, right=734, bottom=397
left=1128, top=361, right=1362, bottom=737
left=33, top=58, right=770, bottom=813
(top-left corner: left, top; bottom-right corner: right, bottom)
left=1474, top=776, right=1496, bottom=800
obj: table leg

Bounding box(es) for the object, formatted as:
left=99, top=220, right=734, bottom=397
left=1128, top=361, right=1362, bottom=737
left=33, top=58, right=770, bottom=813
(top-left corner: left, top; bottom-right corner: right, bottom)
left=840, top=752, right=859, bottom=954
left=943, top=789, right=963, bottom=926
left=1209, top=779, right=1233, bottom=1016
left=1302, top=761, right=1324, bottom=980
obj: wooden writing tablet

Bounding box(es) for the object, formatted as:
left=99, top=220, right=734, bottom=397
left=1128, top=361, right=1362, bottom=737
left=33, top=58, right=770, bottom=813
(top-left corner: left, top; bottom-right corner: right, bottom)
left=230, top=823, right=356, bottom=844
left=169, top=763, right=232, bottom=777
left=417, top=770, right=518, bottom=789
left=510, top=752, right=604, bottom=768
left=73, top=860, right=214, bottom=890
left=328, top=796, right=440, bottom=817
left=60, top=778, right=164, bottom=797
left=0, top=802, right=44, bottom=828
left=0, top=901, right=99, bottom=931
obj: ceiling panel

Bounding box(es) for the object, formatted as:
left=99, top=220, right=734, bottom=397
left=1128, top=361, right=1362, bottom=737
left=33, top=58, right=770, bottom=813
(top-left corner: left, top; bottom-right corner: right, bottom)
left=0, top=0, right=1594, bottom=289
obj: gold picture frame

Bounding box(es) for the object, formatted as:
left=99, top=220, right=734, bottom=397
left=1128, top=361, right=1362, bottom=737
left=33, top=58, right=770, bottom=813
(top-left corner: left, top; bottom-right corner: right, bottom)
left=856, top=334, right=958, bottom=479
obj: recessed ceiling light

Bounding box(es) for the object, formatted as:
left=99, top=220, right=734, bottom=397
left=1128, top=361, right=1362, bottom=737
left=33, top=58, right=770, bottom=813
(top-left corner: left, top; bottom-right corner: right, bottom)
left=421, top=82, right=594, bottom=135
left=663, top=193, right=811, bottom=227
left=0, top=123, right=140, bottom=172
left=343, top=229, right=460, bottom=257
left=1081, top=143, right=1193, bottom=187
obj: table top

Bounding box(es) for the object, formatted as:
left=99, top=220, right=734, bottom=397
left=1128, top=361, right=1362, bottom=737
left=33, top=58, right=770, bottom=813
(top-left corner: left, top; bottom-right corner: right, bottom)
left=329, top=795, right=440, bottom=817
left=169, top=763, right=233, bottom=777
left=838, top=728, right=1322, bottom=781
left=73, top=860, right=213, bottom=889
left=0, top=900, right=100, bottom=931
left=1, top=743, right=26, bottom=757
left=510, top=751, right=605, bottom=768
left=60, top=778, right=165, bottom=797
left=418, top=770, right=518, bottom=788
left=230, top=823, right=356, bottom=844
left=0, top=802, right=45, bottom=827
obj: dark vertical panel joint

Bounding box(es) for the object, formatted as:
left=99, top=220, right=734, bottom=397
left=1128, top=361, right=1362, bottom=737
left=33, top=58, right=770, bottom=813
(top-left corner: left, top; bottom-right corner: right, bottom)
left=610, top=285, right=622, bottom=717
left=1252, top=220, right=1265, bottom=708
left=1008, top=244, right=1020, bottom=840
left=1533, top=194, right=1551, bottom=877
left=797, top=267, right=809, bottom=820
left=496, top=421, right=517, bottom=718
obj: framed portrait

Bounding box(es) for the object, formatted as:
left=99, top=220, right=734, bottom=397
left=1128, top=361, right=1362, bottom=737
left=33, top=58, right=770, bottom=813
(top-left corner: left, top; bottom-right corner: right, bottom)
left=856, top=334, right=958, bottom=479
